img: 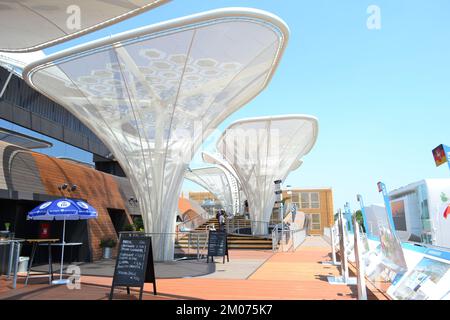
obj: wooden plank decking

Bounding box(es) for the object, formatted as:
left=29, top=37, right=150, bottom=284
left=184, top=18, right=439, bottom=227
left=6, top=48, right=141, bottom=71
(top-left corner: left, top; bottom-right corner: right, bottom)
left=0, top=236, right=384, bottom=300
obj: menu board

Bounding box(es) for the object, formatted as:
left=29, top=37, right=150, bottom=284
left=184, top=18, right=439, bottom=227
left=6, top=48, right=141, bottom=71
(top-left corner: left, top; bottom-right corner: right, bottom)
left=109, top=235, right=156, bottom=299
left=207, top=231, right=229, bottom=263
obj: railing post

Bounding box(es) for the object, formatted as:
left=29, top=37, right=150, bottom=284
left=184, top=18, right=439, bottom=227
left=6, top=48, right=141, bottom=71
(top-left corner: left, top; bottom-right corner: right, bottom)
left=196, top=234, right=200, bottom=261
left=188, top=232, right=191, bottom=256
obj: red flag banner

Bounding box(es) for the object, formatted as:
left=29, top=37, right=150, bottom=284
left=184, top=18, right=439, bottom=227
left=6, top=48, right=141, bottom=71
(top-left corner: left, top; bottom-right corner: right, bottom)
left=432, top=144, right=447, bottom=167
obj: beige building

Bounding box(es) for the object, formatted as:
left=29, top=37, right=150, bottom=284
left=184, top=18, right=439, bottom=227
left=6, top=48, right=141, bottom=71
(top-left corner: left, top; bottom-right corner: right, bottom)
left=283, top=188, right=334, bottom=235
left=188, top=192, right=219, bottom=204
left=189, top=188, right=334, bottom=235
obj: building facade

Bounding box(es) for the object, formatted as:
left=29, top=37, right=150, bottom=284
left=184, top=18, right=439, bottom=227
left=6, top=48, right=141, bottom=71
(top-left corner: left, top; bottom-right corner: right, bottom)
left=188, top=192, right=222, bottom=216
left=282, top=188, right=334, bottom=235
left=388, top=179, right=450, bottom=248
left=0, top=141, right=138, bottom=262
left=189, top=188, right=334, bottom=235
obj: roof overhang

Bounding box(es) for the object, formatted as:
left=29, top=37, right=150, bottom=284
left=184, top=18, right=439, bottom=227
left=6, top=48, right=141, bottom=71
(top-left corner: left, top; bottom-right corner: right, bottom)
left=0, top=0, right=171, bottom=53
left=0, top=127, right=53, bottom=149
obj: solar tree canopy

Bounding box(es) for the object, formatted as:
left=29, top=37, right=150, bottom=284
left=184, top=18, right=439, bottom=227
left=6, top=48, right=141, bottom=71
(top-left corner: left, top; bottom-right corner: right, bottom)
left=23, top=8, right=289, bottom=260
left=0, top=0, right=170, bottom=52
left=202, top=151, right=240, bottom=185
left=216, top=115, right=318, bottom=235
left=202, top=150, right=243, bottom=215
left=185, top=166, right=234, bottom=215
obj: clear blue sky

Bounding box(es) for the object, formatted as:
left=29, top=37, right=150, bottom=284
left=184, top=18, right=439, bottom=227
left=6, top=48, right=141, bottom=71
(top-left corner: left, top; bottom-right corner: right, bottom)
left=10, top=0, right=450, bottom=212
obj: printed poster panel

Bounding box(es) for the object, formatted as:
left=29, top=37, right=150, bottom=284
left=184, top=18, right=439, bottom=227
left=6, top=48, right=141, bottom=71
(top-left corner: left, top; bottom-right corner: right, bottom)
left=389, top=257, right=450, bottom=300
left=390, top=199, right=407, bottom=231
left=379, top=226, right=408, bottom=273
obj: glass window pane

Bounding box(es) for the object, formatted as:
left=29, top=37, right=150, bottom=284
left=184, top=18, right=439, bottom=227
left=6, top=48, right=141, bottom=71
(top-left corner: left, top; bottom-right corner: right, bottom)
left=301, top=193, right=309, bottom=203
left=311, top=192, right=319, bottom=201
left=311, top=214, right=321, bottom=230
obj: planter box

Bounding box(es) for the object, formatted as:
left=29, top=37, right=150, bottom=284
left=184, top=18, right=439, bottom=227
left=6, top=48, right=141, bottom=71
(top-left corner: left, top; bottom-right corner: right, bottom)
left=102, top=247, right=113, bottom=259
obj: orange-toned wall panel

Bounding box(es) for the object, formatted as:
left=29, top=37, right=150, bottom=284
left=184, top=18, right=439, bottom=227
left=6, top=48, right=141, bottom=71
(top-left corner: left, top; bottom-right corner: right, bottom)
left=31, top=153, right=132, bottom=261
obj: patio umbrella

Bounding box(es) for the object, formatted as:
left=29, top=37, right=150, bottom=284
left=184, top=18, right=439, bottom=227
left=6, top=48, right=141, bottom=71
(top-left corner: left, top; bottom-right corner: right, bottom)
left=28, top=198, right=97, bottom=285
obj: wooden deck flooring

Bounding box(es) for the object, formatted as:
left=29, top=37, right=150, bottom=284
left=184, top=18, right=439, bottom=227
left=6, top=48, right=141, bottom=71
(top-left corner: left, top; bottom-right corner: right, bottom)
left=0, top=236, right=384, bottom=300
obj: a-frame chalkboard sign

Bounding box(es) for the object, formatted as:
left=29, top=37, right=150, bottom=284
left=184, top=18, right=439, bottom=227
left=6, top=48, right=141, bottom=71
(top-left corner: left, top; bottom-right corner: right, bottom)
left=109, top=234, right=157, bottom=300
left=207, top=230, right=229, bottom=263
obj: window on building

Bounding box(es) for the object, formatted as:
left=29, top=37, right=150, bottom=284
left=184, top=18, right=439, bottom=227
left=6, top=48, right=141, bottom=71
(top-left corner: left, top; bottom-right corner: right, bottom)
left=297, top=192, right=320, bottom=209
left=310, top=192, right=320, bottom=209
left=311, top=214, right=321, bottom=230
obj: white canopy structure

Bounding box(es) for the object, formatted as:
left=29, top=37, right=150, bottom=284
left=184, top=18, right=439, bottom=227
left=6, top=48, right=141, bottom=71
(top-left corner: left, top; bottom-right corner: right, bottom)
left=202, top=151, right=242, bottom=215
left=0, top=0, right=170, bottom=52
left=185, top=167, right=234, bottom=214
left=23, top=8, right=289, bottom=260
left=216, top=115, right=318, bottom=235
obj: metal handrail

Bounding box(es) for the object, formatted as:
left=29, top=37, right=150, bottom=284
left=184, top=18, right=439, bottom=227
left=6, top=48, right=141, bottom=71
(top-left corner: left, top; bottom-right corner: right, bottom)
left=226, top=218, right=281, bottom=236
left=119, top=231, right=209, bottom=261
left=177, top=214, right=208, bottom=232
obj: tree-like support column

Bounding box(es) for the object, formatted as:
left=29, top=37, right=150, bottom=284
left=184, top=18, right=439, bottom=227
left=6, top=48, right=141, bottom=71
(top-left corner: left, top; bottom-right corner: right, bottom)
left=24, top=8, right=289, bottom=260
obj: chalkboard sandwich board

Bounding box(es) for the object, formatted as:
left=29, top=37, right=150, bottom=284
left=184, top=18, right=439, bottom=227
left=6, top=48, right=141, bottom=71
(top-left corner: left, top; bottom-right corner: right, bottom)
left=207, top=231, right=229, bottom=264
left=109, top=234, right=157, bottom=300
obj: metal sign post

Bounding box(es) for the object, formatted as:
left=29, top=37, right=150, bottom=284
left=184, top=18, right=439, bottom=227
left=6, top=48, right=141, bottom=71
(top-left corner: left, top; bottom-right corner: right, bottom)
left=344, top=202, right=354, bottom=233
left=322, top=221, right=341, bottom=266
left=327, top=209, right=357, bottom=285
left=274, top=179, right=283, bottom=241
left=356, top=194, right=370, bottom=237
left=352, top=216, right=367, bottom=300
left=377, top=182, right=397, bottom=232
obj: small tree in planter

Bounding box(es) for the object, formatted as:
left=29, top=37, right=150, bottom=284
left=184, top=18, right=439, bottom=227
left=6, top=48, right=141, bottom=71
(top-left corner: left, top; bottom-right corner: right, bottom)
left=99, top=238, right=117, bottom=259
left=122, top=223, right=135, bottom=232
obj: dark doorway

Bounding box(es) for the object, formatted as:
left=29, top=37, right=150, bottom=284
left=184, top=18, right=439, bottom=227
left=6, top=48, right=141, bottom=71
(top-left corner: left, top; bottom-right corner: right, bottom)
left=0, top=199, right=92, bottom=265
left=107, top=208, right=129, bottom=236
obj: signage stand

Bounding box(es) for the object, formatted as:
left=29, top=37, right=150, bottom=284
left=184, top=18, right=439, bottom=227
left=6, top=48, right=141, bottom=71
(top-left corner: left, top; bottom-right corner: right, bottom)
left=207, top=231, right=229, bottom=263
left=328, top=210, right=357, bottom=285
left=109, top=234, right=157, bottom=300
left=322, top=222, right=341, bottom=266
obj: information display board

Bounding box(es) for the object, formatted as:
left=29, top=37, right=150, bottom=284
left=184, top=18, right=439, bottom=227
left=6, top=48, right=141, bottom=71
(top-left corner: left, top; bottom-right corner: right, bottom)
left=207, top=231, right=229, bottom=263
left=109, top=235, right=157, bottom=300
left=387, top=250, right=450, bottom=300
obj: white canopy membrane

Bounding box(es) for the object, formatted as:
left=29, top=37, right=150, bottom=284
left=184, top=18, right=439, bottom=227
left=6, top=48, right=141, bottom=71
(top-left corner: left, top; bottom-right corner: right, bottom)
left=185, top=167, right=234, bottom=214
left=216, top=115, right=318, bottom=235
left=202, top=151, right=242, bottom=214
left=24, top=8, right=289, bottom=260
left=0, top=0, right=170, bottom=52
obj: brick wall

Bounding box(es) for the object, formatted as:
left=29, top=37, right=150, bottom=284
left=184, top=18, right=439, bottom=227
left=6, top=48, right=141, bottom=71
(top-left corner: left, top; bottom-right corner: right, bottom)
left=31, top=153, right=133, bottom=261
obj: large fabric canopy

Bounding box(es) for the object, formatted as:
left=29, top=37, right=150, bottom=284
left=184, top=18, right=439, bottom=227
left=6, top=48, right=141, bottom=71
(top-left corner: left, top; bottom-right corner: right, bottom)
left=0, top=0, right=170, bottom=52
left=185, top=167, right=234, bottom=215
left=23, top=8, right=289, bottom=260
left=202, top=151, right=243, bottom=214
left=216, top=115, right=318, bottom=235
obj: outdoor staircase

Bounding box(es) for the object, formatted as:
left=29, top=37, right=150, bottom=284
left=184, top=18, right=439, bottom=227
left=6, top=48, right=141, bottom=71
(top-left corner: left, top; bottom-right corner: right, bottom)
left=175, top=217, right=273, bottom=250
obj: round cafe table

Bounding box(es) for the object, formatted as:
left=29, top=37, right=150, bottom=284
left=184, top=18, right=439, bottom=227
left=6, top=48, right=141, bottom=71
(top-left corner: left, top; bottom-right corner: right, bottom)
left=24, top=239, right=59, bottom=285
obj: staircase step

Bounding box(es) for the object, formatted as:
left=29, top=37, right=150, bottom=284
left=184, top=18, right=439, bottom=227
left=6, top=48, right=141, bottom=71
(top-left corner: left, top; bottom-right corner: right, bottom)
left=183, top=217, right=273, bottom=250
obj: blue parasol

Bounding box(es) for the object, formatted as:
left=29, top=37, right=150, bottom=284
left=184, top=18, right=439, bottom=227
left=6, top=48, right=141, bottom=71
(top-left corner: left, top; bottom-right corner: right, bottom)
left=28, top=198, right=97, bottom=285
